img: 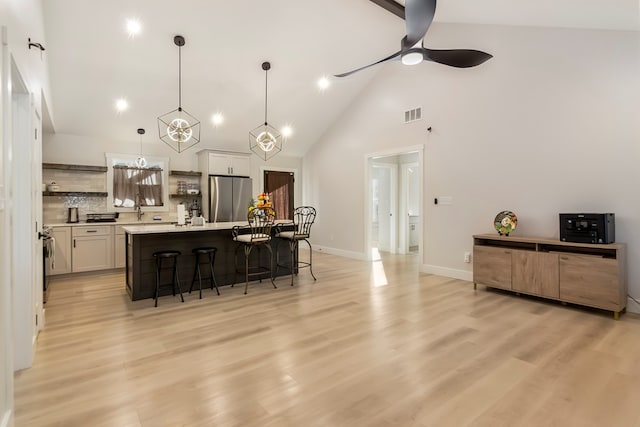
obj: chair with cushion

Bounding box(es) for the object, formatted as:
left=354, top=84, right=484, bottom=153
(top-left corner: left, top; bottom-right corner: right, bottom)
left=152, top=250, right=184, bottom=307
left=232, top=208, right=277, bottom=294
left=275, top=206, right=317, bottom=286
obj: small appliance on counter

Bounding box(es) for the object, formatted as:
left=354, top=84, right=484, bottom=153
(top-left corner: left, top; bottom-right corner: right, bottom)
left=86, top=212, right=119, bottom=223
left=559, top=213, right=615, bottom=244
left=67, top=207, right=79, bottom=223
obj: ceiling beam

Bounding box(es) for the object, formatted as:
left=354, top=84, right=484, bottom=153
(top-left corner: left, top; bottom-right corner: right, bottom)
left=368, top=0, right=405, bottom=19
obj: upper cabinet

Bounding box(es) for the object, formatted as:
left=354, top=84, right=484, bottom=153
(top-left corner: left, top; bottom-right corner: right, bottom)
left=198, top=150, right=251, bottom=177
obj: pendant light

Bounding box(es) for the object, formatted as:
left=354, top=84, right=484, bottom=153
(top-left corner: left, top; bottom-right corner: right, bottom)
left=249, top=61, right=282, bottom=161
left=158, top=35, right=200, bottom=153
left=135, top=128, right=147, bottom=168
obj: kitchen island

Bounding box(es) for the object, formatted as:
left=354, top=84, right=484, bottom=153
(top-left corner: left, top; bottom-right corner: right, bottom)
left=123, top=221, right=295, bottom=301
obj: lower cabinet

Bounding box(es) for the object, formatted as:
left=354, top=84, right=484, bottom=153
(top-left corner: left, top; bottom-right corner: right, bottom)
left=473, top=234, right=626, bottom=318
left=72, top=226, right=114, bottom=272
left=114, top=226, right=126, bottom=268
left=512, top=250, right=559, bottom=299
left=473, top=245, right=512, bottom=290
left=559, top=254, right=622, bottom=311
left=46, top=226, right=72, bottom=275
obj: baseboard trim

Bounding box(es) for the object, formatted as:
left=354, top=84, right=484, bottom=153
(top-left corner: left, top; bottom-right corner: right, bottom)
left=313, top=245, right=367, bottom=261
left=627, top=297, right=640, bottom=314
left=1, top=409, right=13, bottom=427
left=421, top=264, right=473, bottom=281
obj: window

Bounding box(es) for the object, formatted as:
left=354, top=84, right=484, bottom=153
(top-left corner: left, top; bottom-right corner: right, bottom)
left=113, top=166, right=163, bottom=208
left=106, top=153, right=169, bottom=212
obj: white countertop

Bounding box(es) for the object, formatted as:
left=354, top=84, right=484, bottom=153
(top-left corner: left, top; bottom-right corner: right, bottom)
left=122, top=221, right=247, bottom=234
left=122, top=220, right=292, bottom=235
left=44, top=220, right=175, bottom=227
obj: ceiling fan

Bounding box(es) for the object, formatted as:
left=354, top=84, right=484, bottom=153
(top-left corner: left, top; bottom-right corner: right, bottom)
left=334, top=0, right=493, bottom=78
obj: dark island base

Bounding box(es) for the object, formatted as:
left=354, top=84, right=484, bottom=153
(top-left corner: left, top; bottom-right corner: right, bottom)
left=126, top=228, right=296, bottom=301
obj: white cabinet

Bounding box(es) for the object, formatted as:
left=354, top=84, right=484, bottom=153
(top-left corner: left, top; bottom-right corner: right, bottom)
left=72, top=226, right=114, bottom=272
left=46, top=226, right=72, bottom=275
left=114, top=225, right=126, bottom=268
left=207, top=152, right=250, bottom=176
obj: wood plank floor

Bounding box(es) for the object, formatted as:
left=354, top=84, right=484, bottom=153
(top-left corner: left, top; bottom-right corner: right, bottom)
left=14, top=250, right=640, bottom=426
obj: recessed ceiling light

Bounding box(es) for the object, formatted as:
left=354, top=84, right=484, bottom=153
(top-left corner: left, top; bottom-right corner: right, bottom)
left=211, top=113, right=224, bottom=126
left=126, top=19, right=142, bottom=37
left=317, top=76, right=330, bottom=91
left=282, top=126, right=293, bottom=138
left=115, top=98, right=128, bottom=112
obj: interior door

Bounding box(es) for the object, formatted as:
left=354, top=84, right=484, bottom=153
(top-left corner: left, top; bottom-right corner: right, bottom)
left=32, top=106, right=43, bottom=332
left=372, top=165, right=393, bottom=251
left=264, top=170, right=294, bottom=220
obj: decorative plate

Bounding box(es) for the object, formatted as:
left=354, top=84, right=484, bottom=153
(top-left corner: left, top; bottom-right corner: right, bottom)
left=494, top=211, right=517, bottom=236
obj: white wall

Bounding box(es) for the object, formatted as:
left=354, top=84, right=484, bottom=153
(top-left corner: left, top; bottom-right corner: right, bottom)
left=1, top=0, right=54, bottom=424
left=303, top=24, right=640, bottom=307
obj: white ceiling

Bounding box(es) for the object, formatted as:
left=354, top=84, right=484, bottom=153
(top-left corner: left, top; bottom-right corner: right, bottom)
left=42, top=0, right=639, bottom=156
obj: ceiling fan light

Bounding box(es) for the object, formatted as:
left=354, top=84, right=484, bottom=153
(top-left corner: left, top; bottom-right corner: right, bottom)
left=401, top=51, right=423, bottom=66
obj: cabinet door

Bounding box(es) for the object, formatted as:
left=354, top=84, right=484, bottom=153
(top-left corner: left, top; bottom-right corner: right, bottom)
left=230, top=155, right=250, bottom=176
left=208, top=153, right=231, bottom=175
left=72, top=226, right=114, bottom=272
left=559, top=254, right=621, bottom=311
left=473, top=245, right=512, bottom=290
left=46, top=227, right=72, bottom=275
left=512, top=251, right=559, bottom=298
left=113, top=225, right=127, bottom=268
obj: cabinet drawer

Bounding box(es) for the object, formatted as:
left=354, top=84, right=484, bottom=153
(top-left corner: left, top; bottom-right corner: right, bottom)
left=72, top=226, right=112, bottom=237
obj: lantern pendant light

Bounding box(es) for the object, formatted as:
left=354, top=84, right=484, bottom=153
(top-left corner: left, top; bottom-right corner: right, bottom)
left=158, top=35, right=200, bottom=153
left=135, top=128, right=147, bottom=168
left=249, top=61, right=282, bottom=161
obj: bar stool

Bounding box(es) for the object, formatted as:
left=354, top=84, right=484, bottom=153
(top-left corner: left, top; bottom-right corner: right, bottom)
left=152, top=250, right=184, bottom=307
left=189, top=247, right=220, bottom=299
left=275, top=206, right=317, bottom=286
left=232, top=208, right=277, bottom=294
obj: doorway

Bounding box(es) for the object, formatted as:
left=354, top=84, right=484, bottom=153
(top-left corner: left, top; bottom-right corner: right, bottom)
left=365, top=146, right=423, bottom=261
left=263, top=170, right=294, bottom=220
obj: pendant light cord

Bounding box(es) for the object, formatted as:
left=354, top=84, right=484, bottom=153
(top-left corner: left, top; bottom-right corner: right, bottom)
left=264, top=68, right=268, bottom=125
left=178, top=45, right=182, bottom=110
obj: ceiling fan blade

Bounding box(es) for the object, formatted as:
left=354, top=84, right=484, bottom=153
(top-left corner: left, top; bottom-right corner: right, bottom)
left=334, top=51, right=401, bottom=78
left=368, top=0, right=405, bottom=19
left=422, top=48, right=493, bottom=68
left=405, top=0, right=436, bottom=47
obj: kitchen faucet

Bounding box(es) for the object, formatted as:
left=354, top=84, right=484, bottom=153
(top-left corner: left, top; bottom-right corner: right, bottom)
left=137, top=205, right=144, bottom=221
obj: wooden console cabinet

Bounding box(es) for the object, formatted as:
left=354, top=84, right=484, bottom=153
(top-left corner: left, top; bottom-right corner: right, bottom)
left=473, top=234, right=626, bottom=319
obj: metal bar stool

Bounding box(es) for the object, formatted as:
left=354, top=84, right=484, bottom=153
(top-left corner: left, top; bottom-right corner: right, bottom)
left=189, top=247, right=220, bottom=299
left=152, top=250, right=184, bottom=307
left=275, top=206, right=317, bottom=286
left=232, top=208, right=277, bottom=294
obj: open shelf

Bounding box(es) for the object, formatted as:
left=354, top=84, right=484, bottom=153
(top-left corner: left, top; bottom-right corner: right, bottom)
left=42, top=163, right=108, bottom=172
left=170, top=194, right=201, bottom=199
left=43, top=191, right=108, bottom=197
left=170, top=170, right=202, bottom=177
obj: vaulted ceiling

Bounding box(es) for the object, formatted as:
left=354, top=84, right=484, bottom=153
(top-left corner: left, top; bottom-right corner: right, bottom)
left=42, top=0, right=639, bottom=156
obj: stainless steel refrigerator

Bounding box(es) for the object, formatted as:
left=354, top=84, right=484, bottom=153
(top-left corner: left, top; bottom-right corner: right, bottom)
left=208, top=175, right=253, bottom=222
